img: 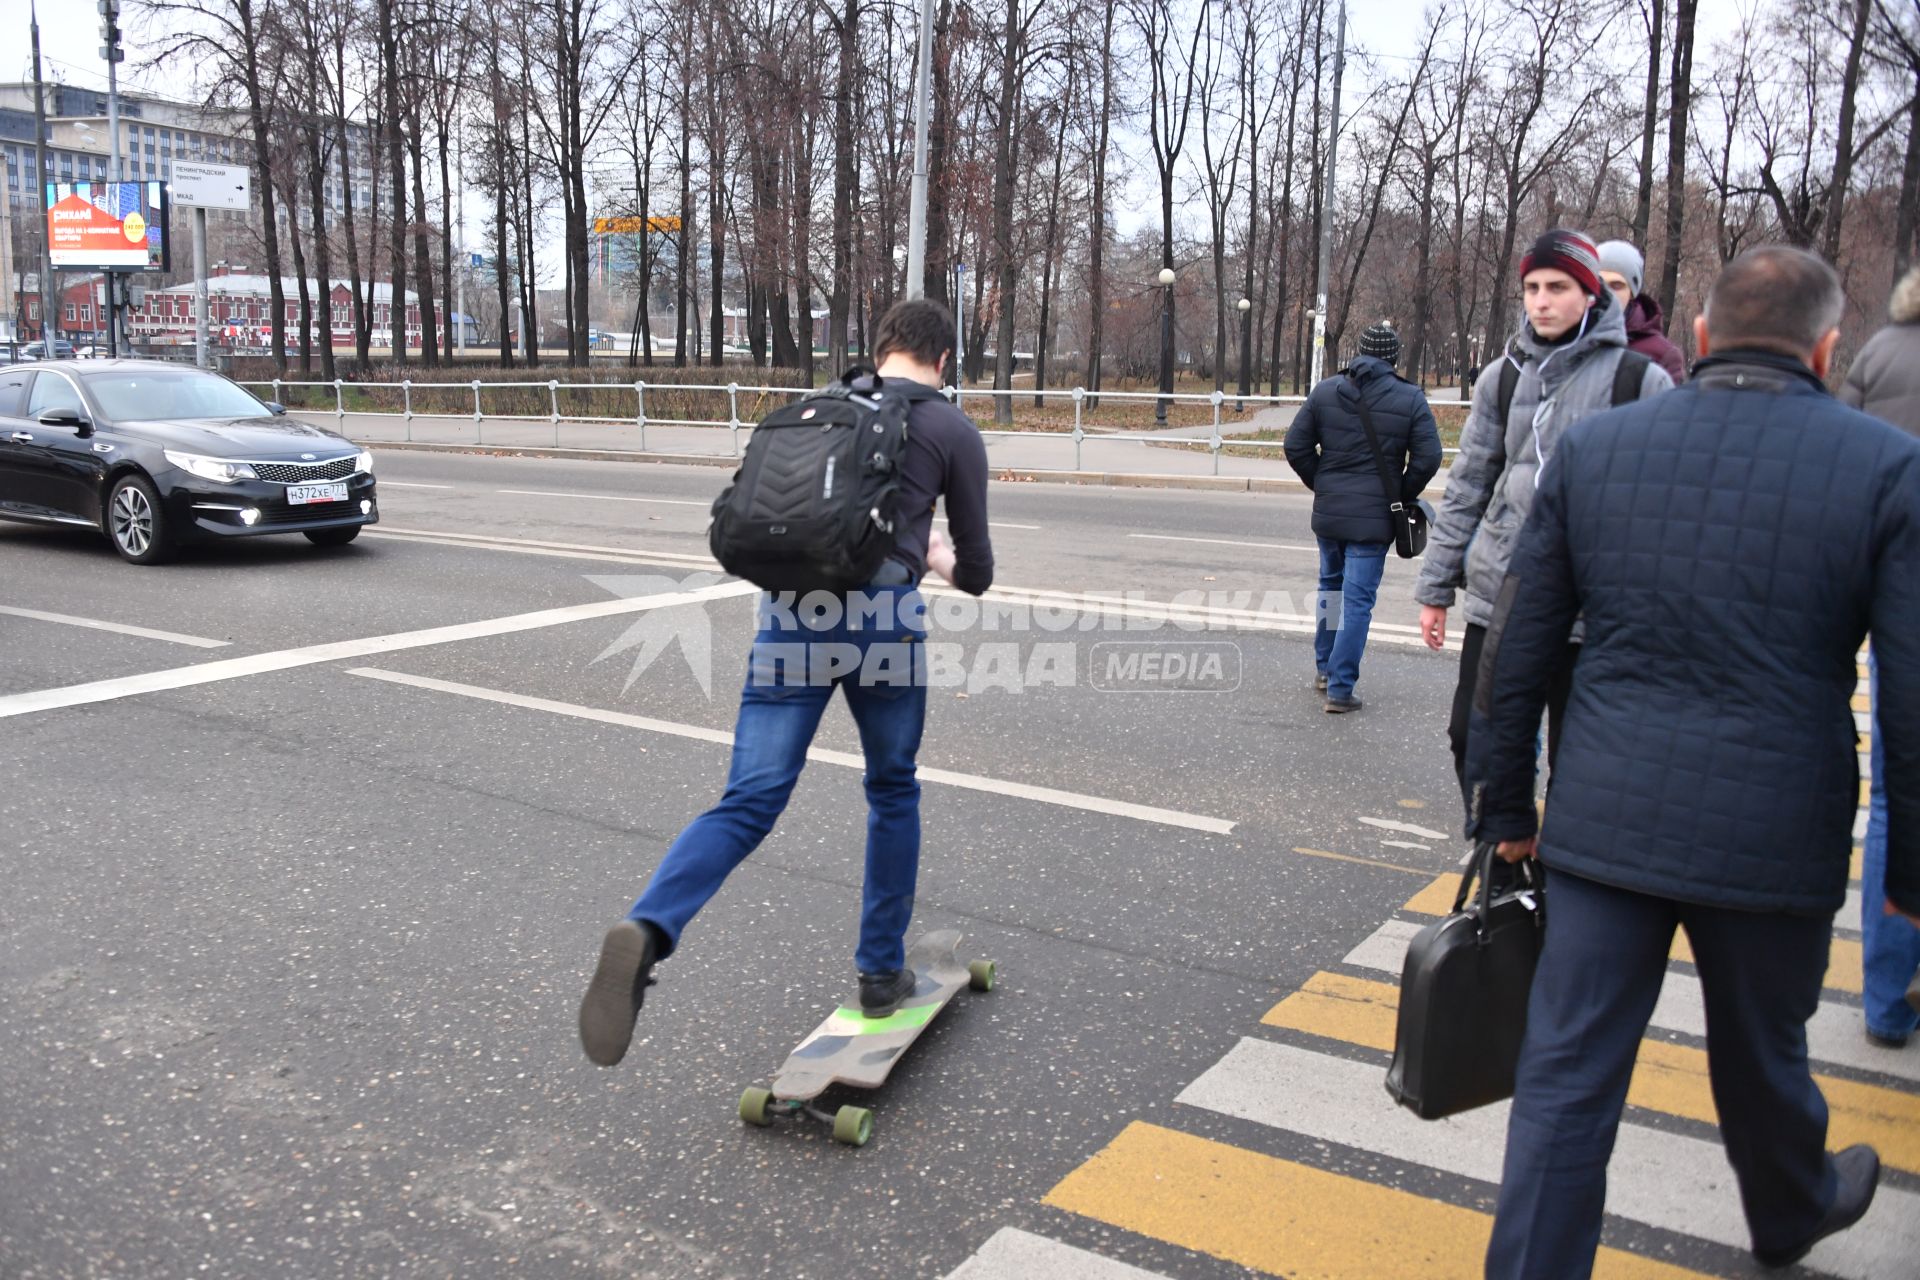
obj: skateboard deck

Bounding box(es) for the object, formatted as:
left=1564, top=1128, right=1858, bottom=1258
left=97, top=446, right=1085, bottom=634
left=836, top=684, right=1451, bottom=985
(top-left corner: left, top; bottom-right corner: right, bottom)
left=738, top=928, right=995, bottom=1146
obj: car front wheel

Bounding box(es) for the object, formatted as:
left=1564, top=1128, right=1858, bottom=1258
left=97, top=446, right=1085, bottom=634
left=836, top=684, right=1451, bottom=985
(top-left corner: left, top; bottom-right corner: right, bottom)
left=304, top=525, right=362, bottom=548
left=106, top=474, right=175, bottom=565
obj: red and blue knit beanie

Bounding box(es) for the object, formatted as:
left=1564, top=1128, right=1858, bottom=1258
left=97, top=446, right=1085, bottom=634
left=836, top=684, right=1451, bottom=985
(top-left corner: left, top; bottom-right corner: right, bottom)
left=1519, top=229, right=1603, bottom=299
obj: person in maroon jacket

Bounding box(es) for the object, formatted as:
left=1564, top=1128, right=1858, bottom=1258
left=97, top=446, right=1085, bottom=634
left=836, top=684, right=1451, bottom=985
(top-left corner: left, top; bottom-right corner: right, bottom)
left=1597, top=240, right=1687, bottom=384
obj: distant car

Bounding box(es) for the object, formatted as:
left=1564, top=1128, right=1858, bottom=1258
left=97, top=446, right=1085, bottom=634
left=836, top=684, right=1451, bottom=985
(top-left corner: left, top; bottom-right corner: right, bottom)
left=0, top=359, right=378, bottom=564
left=22, top=339, right=75, bottom=361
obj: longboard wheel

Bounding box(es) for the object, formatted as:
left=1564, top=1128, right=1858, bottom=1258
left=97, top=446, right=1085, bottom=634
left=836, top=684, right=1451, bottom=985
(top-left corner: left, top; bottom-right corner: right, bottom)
left=832, top=1105, right=873, bottom=1147
left=739, top=1087, right=775, bottom=1127
left=968, top=960, right=997, bottom=992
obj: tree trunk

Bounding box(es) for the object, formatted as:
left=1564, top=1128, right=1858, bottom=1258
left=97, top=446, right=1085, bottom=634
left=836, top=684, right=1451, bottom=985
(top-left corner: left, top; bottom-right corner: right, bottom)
left=1631, top=0, right=1664, bottom=247
left=285, top=181, right=312, bottom=376
left=1085, top=0, right=1115, bottom=405
left=409, top=127, right=440, bottom=365
left=1895, top=79, right=1920, bottom=284
left=924, top=0, right=954, bottom=306
left=380, top=0, right=408, bottom=365
left=1821, top=0, right=1876, bottom=263
left=1656, top=0, right=1696, bottom=321
left=439, top=124, right=455, bottom=364
left=303, top=119, right=336, bottom=382
left=827, top=0, right=858, bottom=374
left=1034, top=84, right=1070, bottom=407
left=989, top=0, right=1022, bottom=425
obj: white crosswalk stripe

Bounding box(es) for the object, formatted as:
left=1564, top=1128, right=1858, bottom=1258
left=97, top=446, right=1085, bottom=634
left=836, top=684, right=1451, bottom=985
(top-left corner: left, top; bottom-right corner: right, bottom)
left=944, top=1228, right=1173, bottom=1280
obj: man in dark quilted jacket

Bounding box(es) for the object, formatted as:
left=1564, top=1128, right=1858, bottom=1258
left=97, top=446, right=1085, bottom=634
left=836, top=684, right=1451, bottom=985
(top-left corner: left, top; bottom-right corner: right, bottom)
left=1466, top=246, right=1920, bottom=1276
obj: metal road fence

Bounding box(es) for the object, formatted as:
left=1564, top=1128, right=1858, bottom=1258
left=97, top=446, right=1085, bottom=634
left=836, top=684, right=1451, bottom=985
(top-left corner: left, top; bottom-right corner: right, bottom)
left=237, top=376, right=1462, bottom=475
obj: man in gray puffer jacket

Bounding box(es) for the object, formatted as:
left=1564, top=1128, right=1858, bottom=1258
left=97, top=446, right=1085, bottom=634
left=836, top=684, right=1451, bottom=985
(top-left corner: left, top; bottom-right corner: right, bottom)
left=1415, top=228, right=1674, bottom=801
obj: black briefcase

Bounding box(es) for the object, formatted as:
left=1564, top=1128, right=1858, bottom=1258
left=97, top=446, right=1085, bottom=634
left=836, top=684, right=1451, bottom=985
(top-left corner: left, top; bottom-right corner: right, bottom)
left=1384, top=843, right=1546, bottom=1120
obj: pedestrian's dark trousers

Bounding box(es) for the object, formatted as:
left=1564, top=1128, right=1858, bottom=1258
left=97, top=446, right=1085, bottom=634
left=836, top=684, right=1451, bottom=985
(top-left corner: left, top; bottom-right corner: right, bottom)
left=1450, top=623, right=1579, bottom=809
left=1485, top=869, right=1839, bottom=1279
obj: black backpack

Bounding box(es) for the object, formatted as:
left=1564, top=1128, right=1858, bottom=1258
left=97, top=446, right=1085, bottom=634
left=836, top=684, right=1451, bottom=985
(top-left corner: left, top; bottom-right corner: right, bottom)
left=708, top=368, right=935, bottom=594
left=1494, top=348, right=1651, bottom=427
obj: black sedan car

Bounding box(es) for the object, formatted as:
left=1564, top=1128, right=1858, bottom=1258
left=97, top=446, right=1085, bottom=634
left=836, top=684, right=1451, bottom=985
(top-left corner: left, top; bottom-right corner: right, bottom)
left=0, top=359, right=377, bottom=564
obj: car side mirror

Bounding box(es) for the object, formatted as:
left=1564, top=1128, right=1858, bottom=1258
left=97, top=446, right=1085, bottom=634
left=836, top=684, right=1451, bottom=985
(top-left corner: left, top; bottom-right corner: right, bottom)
left=265, top=401, right=287, bottom=415
left=39, top=406, right=90, bottom=436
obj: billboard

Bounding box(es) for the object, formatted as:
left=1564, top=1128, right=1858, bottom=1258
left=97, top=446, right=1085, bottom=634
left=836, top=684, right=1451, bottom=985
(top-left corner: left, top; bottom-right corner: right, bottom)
left=594, top=215, right=682, bottom=234
left=46, top=181, right=170, bottom=271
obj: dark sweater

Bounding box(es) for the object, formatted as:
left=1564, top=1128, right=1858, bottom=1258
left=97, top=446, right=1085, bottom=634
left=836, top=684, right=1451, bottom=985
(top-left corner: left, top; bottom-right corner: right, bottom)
left=885, top=380, right=995, bottom=596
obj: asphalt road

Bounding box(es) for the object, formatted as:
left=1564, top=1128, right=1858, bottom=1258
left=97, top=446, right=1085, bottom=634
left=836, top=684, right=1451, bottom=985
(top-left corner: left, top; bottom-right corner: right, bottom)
left=0, top=451, right=1912, bottom=1280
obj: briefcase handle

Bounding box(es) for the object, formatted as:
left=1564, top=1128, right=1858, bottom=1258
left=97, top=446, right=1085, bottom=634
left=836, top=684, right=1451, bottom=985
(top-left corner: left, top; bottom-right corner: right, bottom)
left=1451, top=841, right=1541, bottom=945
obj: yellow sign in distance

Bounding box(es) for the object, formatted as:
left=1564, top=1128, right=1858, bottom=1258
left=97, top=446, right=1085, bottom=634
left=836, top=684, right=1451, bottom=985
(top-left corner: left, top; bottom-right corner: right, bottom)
left=594, top=215, right=682, bottom=234
left=122, top=210, right=147, bottom=245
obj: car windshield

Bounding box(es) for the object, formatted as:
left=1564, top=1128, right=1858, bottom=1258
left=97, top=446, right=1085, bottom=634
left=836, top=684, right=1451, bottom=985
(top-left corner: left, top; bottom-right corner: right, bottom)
left=84, top=370, right=272, bottom=422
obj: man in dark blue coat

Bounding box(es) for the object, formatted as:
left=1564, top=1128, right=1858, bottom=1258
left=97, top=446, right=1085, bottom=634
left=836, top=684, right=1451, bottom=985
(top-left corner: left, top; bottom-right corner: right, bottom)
left=1467, top=246, right=1920, bottom=1276
left=1284, top=323, right=1442, bottom=712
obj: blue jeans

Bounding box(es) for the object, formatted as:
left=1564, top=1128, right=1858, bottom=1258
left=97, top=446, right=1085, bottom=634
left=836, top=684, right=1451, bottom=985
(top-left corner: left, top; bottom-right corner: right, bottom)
left=629, top=583, right=929, bottom=974
left=1314, top=538, right=1389, bottom=700
left=1863, top=656, right=1920, bottom=1041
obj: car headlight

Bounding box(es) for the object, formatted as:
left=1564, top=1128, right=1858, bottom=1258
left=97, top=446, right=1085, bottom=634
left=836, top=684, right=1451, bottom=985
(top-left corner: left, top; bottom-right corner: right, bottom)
left=355, top=450, right=374, bottom=474
left=163, top=450, right=258, bottom=483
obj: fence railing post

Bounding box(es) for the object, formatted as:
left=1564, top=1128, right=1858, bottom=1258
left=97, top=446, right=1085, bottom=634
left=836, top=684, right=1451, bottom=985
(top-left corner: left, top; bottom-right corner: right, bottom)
left=1209, top=389, right=1224, bottom=476
left=635, top=381, right=647, bottom=452
left=1072, top=386, right=1085, bottom=472
left=727, top=382, right=741, bottom=456
left=271, top=376, right=282, bottom=409
left=471, top=380, right=483, bottom=446
left=402, top=378, right=413, bottom=442
left=549, top=380, right=561, bottom=446
left=333, top=378, right=344, bottom=426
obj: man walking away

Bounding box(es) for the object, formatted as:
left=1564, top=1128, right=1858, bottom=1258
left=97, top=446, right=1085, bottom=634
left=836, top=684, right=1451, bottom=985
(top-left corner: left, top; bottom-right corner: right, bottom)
left=1415, top=229, right=1673, bottom=802
left=1841, top=261, right=1920, bottom=1048
left=1467, top=245, right=1920, bottom=1276
left=1596, top=239, right=1687, bottom=383
left=1285, top=322, right=1442, bottom=712
left=579, top=299, right=994, bottom=1068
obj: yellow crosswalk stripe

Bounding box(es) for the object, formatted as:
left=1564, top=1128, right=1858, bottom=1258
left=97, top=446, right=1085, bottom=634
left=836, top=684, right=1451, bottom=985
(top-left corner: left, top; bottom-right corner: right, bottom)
left=1853, top=846, right=1864, bottom=881
left=1043, top=1121, right=1714, bottom=1280
left=1262, top=972, right=1920, bottom=1175
left=1401, top=875, right=1866, bottom=994
left=1853, top=691, right=1871, bottom=713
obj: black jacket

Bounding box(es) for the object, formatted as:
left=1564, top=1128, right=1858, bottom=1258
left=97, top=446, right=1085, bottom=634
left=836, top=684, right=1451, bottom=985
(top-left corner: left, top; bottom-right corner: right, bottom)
left=1467, top=350, right=1920, bottom=916
left=1284, top=357, right=1444, bottom=545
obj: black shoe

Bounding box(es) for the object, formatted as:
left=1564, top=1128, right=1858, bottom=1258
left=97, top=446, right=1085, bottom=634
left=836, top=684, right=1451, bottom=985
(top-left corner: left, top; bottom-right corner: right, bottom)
left=1325, top=696, right=1363, bottom=714
left=1865, top=1027, right=1911, bottom=1049
left=1314, top=672, right=1328, bottom=692
left=1908, top=972, right=1920, bottom=1017
left=579, top=920, right=660, bottom=1067
left=859, top=969, right=918, bottom=1018
left=1753, top=1145, right=1880, bottom=1268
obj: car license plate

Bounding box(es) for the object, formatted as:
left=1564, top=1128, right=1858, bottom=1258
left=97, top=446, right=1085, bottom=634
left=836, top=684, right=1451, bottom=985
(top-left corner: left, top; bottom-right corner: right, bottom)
left=287, top=483, right=348, bottom=505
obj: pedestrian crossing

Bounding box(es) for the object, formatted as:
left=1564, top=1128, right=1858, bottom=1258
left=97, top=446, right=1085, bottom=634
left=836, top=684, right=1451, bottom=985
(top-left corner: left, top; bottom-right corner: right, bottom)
left=942, top=662, right=1909, bottom=1278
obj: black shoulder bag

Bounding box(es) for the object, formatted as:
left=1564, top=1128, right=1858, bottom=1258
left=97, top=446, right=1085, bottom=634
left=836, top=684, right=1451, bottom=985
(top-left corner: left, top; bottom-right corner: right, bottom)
left=1346, top=373, right=1428, bottom=559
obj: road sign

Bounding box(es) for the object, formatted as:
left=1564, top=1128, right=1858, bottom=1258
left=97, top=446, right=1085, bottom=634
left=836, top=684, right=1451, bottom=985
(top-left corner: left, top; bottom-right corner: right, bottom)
left=594, top=215, right=681, bottom=234
left=470, top=253, right=483, bottom=267
left=169, top=161, right=250, bottom=212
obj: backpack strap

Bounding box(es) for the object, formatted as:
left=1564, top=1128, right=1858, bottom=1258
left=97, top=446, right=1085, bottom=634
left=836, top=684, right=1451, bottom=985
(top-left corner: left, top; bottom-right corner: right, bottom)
left=1495, top=358, right=1521, bottom=430
left=1610, top=350, right=1652, bottom=407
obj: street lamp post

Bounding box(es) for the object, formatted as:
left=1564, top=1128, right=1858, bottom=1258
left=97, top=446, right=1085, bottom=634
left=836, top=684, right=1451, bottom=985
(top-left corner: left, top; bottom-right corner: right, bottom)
left=1236, top=296, right=1252, bottom=411
left=1156, top=266, right=1175, bottom=426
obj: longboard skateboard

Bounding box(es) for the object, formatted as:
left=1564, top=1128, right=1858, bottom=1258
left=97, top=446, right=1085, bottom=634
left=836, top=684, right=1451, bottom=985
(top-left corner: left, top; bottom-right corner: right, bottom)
left=737, top=928, right=995, bottom=1146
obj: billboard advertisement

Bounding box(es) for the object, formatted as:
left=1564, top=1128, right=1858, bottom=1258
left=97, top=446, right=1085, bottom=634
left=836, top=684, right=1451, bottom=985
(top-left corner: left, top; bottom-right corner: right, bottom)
left=46, top=181, right=170, bottom=271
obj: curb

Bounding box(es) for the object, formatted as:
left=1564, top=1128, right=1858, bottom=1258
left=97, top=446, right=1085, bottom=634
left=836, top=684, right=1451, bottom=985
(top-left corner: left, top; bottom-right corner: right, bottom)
left=354, top=439, right=1314, bottom=493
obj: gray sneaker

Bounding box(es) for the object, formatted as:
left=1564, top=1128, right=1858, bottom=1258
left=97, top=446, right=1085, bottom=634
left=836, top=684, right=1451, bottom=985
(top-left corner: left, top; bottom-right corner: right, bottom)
left=1325, top=696, right=1363, bottom=714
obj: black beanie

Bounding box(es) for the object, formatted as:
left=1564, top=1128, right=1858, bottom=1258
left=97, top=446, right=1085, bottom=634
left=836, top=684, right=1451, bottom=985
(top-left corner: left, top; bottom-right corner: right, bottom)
left=1358, top=322, right=1401, bottom=366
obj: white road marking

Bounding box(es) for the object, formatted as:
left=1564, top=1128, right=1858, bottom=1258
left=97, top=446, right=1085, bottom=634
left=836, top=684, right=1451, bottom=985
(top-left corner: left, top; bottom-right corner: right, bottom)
left=1379, top=840, right=1432, bottom=852
left=0, top=579, right=759, bottom=720
left=1128, top=532, right=1317, bottom=552
left=347, top=667, right=1236, bottom=835
left=376, top=481, right=455, bottom=489
left=944, top=1228, right=1171, bottom=1280
left=0, top=605, right=229, bottom=649
left=1343, top=918, right=1920, bottom=1086
left=1178, top=1037, right=1920, bottom=1279
left=361, top=526, right=1459, bottom=649
left=366, top=527, right=718, bottom=569
left=1358, top=816, right=1451, bottom=840
left=496, top=488, right=710, bottom=506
